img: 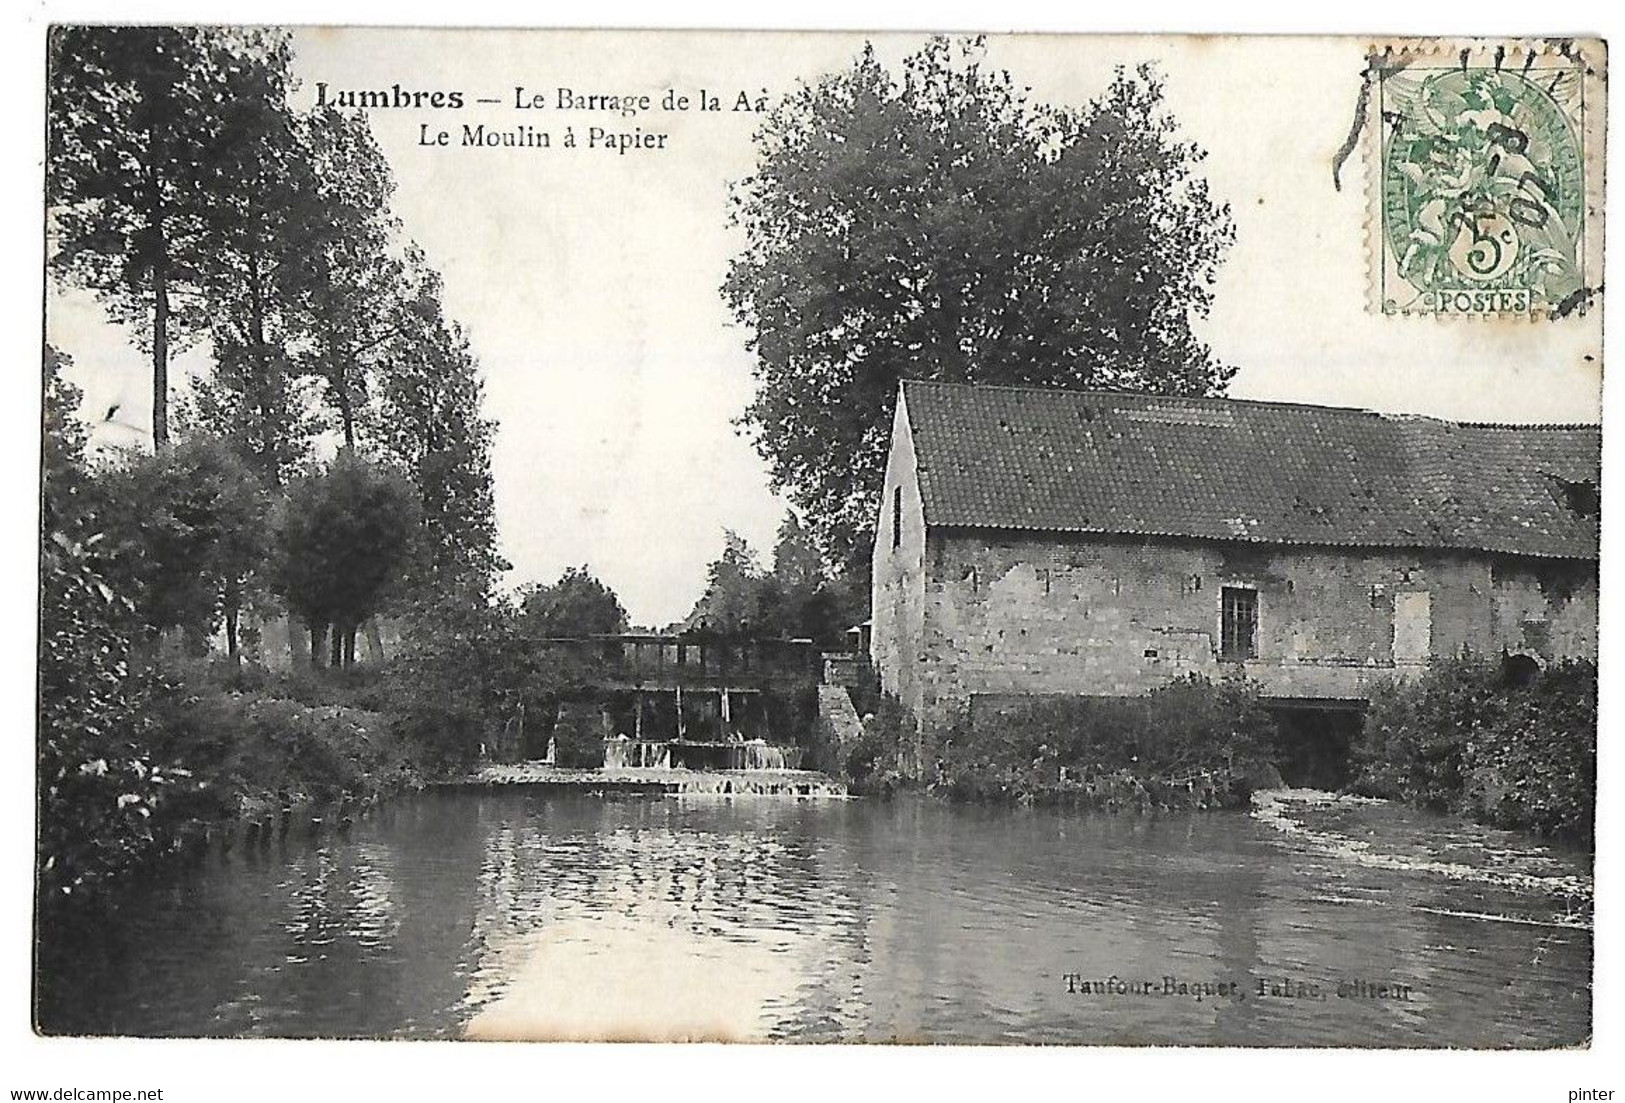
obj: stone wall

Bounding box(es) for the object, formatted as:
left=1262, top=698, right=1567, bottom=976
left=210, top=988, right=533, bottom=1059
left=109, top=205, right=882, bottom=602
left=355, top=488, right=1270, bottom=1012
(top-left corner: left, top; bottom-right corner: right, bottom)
left=905, top=531, right=1597, bottom=734
left=870, top=396, right=929, bottom=769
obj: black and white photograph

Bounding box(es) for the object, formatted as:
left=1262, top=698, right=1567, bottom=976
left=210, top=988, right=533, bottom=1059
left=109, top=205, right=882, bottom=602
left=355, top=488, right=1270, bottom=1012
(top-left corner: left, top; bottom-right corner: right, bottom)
left=16, top=13, right=1618, bottom=1094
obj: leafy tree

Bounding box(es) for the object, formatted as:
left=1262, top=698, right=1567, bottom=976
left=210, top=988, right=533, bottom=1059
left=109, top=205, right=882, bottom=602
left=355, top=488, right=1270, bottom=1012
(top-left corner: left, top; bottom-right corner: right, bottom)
left=681, top=517, right=863, bottom=644
left=184, top=99, right=397, bottom=486
left=684, top=531, right=766, bottom=632
left=183, top=351, right=324, bottom=490
left=371, top=247, right=504, bottom=604
left=770, top=511, right=825, bottom=593
left=272, top=453, right=419, bottom=669
left=389, top=596, right=521, bottom=771
left=725, top=37, right=1235, bottom=567
left=99, top=437, right=270, bottom=655
left=758, top=512, right=860, bottom=644
left=286, top=107, right=402, bottom=451
left=520, top=566, right=628, bottom=636
left=195, top=33, right=318, bottom=488
left=47, top=27, right=293, bottom=446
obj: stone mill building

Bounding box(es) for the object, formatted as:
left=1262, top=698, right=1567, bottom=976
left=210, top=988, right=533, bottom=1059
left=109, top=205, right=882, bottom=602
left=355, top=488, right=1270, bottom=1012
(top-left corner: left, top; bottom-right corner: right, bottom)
left=869, top=380, right=1600, bottom=772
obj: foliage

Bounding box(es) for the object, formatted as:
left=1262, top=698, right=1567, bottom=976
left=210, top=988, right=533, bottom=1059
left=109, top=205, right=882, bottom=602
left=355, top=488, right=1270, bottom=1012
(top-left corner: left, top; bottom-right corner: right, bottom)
left=285, top=107, right=401, bottom=449
left=726, top=37, right=1235, bottom=566
left=42, top=347, right=91, bottom=541
left=37, top=525, right=178, bottom=900
left=192, top=101, right=399, bottom=481
left=150, top=680, right=412, bottom=813
left=35, top=371, right=427, bottom=907
left=271, top=453, right=419, bottom=649
left=191, top=31, right=314, bottom=487
left=43, top=347, right=88, bottom=482
left=520, top=565, right=628, bottom=636
left=41, top=31, right=507, bottom=908
left=51, top=28, right=501, bottom=596
left=369, top=248, right=505, bottom=604
left=388, top=596, right=524, bottom=771
left=682, top=516, right=864, bottom=644
left=685, top=530, right=766, bottom=631
left=97, top=436, right=270, bottom=641
left=39, top=349, right=174, bottom=898
left=930, top=677, right=1277, bottom=806
left=840, top=695, right=910, bottom=793
left=1351, top=657, right=1596, bottom=840
left=47, top=27, right=294, bottom=445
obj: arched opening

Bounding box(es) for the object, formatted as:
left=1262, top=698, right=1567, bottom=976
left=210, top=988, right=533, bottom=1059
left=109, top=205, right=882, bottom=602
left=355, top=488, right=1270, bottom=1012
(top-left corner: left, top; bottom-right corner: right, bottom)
left=1502, top=652, right=1543, bottom=688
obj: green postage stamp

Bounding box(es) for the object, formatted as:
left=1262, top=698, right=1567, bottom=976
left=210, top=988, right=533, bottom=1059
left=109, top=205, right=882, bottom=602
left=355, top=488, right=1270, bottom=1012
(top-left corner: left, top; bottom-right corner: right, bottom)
left=1372, top=40, right=1604, bottom=317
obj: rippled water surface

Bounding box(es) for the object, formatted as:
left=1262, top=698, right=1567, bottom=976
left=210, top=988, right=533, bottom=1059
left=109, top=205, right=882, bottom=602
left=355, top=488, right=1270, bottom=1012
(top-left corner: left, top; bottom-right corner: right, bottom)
left=35, top=789, right=1592, bottom=1045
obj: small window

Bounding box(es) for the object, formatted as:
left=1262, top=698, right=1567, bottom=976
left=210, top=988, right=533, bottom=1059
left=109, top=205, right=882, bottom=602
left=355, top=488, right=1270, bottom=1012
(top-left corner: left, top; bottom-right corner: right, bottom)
left=892, top=486, right=902, bottom=550
left=1220, top=587, right=1257, bottom=660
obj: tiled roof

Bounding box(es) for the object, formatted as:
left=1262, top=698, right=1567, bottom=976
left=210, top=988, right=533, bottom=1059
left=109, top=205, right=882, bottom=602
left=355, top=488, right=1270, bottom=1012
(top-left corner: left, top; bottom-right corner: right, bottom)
left=901, top=380, right=1600, bottom=560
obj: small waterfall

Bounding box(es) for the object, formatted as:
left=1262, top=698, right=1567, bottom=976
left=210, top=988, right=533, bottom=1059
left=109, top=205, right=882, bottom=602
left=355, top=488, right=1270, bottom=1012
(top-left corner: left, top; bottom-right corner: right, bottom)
left=740, top=742, right=788, bottom=771
left=604, top=741, right=671, bottom=769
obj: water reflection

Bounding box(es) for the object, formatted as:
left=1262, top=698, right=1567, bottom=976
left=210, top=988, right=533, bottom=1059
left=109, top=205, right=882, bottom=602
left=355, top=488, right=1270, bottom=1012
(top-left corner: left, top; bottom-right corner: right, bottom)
left=35, top=789, right=1591, bottom=1046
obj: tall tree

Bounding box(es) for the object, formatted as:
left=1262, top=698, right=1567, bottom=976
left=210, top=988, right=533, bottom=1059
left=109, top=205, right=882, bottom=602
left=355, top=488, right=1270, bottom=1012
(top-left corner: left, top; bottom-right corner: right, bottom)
left=47, top=27, right=292, bottom=446
left=372, top=247, right=504, bottom=604
left=725, top=38, right=1236, bottom=568
left=184, top=346, right=324, bottom=488
left=196, top=32, right=313, bottom=488
left=286, top=106, right=402, bottom=450
left=770, top=512, right=825, bottom=594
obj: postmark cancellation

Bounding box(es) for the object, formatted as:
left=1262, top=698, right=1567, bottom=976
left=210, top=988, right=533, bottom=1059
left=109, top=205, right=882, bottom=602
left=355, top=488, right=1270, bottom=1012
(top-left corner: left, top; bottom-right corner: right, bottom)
left=1369, top=38, right=1605, bottom=318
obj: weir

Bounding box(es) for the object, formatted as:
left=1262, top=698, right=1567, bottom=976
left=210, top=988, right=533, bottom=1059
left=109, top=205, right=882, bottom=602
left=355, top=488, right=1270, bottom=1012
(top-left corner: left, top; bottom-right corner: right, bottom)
left=603, top=738, right=801, bottom=771
left=464, top=631, right=844, bottom=795
left=490, top=631, right=824, bottom=769
left=448, top=762, right=847, bottom=797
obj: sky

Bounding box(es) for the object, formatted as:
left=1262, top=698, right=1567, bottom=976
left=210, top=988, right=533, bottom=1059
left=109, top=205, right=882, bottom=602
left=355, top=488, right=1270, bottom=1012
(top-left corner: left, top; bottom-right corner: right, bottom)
left=45, top=31, right=1604, bottom=627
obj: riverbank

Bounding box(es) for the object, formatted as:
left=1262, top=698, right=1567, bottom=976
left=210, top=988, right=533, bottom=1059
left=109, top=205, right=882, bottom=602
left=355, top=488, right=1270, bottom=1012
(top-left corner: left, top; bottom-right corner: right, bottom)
left=39, top=663, right=433, bottom=907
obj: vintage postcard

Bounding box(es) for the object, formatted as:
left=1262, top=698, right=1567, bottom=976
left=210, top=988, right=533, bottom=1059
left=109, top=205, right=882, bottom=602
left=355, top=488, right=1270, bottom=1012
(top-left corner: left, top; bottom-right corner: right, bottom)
left=34, top=27, right=1603, bottom=1056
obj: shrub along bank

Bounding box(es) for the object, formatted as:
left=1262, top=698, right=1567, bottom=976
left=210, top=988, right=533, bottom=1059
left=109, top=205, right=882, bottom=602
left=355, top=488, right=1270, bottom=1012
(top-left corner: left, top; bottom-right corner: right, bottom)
left=39, top=659, right=428, bottom=906
left=846, top=677, right=1281, bottom=810
left=151, top=669, right=422, bottom=824
left=1350, top=657, right=1596, bottom=842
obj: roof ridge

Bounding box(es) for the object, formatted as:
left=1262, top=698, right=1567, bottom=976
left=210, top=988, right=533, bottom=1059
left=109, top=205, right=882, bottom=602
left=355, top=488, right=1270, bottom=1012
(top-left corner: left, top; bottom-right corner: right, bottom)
left=1454, top=420, right=1601, bottom=431
left=901, top=377, right=1599, bottom=560
left=900, top=378, right=1600, bottom=431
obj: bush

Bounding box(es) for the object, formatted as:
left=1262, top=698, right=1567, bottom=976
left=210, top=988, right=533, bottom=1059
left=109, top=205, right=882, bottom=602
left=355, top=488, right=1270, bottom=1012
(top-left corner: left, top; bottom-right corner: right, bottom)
left=933, top=676, right=1277, bottom=807
left=37, top=530, right=172, bottom=901
left=151, top=682, right=416, bottom=815
left=1351, top=657, right=1596, bottom=840
left=843, top=696, right=909, bottom=794
left=1351, top=660, right=1483, bottom=809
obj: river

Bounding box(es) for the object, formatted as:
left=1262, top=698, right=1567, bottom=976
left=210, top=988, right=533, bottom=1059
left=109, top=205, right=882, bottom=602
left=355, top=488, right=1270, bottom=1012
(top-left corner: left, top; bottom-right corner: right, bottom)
left=34, top=788, right=1592, bottom=1046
